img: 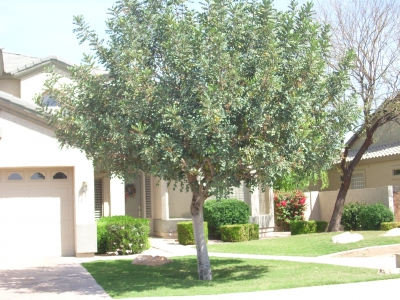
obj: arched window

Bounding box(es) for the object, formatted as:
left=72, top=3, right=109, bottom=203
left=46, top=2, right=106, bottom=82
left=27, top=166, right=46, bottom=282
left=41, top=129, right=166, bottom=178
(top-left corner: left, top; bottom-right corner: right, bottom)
left=53, top=172, right=67, bottom=179
left=8, top=173, right=22, bottom=180
left=42, top=94, right=59, bottom=107
left=31, top=172, right=45, bottom=180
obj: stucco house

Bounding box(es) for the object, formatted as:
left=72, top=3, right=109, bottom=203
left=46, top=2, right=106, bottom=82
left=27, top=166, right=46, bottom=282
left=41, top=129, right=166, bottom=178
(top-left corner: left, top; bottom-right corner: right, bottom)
left=305, top=120, right=400, bottom=223
left=323, top=121, right=400, bottom=191
left=0, top=49, right=275, bottom=257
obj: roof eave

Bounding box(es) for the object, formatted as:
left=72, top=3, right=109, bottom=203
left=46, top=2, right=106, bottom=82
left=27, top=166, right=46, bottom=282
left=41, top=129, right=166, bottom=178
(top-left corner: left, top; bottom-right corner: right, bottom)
left=10, top=56, right=74, bottom=78
left=0, top=91, right=52, bottom=129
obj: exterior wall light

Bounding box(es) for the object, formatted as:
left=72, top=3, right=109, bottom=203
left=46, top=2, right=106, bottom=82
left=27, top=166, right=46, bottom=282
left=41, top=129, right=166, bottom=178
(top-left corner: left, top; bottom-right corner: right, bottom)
left=82, top=181, right=88, bottom=192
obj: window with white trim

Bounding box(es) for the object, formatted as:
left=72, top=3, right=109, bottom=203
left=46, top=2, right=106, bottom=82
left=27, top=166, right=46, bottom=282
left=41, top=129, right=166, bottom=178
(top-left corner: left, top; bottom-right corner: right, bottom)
left=351, top=173, right=365, bottom=189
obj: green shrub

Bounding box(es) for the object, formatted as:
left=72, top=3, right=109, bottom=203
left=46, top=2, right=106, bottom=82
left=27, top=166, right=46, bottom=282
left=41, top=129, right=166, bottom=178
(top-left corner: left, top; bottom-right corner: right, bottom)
left=290, top=220, right=317, bottom=235
left=359, top=203, right=394, bottom=230
left=203, top=199, right=250, bottom=237
left=315, top=221, right=328, bottom=233
left=249, top=223, right=260, bottom=240
left=220, top=224, right=248, bottom=242
left=97, top=221, right=109, bottom=254
left=380, top=222, right=400, bottom=231
left=177, top=222, right=208, bottom=245
left=96, top=215, right=150, bottom=255
left=220, top=224, right=259, bottom=242
left=341, top=202, right=365, bottom=231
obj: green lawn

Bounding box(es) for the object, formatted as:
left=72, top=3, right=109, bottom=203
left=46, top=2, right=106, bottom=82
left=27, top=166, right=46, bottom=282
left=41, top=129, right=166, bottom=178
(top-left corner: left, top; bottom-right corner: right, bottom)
left=82, top=257, right=400, bottom=298
left=207, top=231, right=400, bottom=256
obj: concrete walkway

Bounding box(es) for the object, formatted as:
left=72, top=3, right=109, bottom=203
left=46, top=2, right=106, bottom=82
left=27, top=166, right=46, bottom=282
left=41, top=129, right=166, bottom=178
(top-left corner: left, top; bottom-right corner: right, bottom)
left=0, top=237, right=399, bottom=300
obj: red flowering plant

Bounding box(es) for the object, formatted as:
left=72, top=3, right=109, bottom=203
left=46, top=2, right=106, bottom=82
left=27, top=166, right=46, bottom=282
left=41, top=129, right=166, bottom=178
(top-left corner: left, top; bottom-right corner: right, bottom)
left=274, top=190, right=307, bottom=227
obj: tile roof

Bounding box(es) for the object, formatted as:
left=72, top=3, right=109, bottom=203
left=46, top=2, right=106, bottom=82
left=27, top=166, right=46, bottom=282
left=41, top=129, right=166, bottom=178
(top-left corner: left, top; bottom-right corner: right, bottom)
left=2, top=52, right=39, bottom=73
left=347, top=140, right=400, bottom=161
left=1, top=51, right=108, bottom=76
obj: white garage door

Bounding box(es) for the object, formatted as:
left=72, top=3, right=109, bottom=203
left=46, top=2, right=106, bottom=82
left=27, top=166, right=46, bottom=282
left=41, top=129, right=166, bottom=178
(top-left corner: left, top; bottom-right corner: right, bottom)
left=0, top=168, right=75, bottom=257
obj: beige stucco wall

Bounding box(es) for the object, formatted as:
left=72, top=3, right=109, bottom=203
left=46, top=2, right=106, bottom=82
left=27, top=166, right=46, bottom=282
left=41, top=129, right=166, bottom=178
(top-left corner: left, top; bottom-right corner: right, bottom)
left=0, top=79, right=20, bottom=98
left=19, top=69, right=71, bottom=103
left=309, top=186, right=392, bottom=222
left=168, top=182, right=192, bottom=218
left=0, top=110, right=96, bottom=256
left=324, top=155, right=400, bottom=191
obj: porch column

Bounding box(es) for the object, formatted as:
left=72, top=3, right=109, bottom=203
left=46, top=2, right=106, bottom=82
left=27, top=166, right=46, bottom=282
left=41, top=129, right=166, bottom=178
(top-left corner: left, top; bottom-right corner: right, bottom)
left=161, top=180, right=169, bottom=220
left=110, top=177, right=125, bottom=216
left=249, top=188, right=260, bottom=217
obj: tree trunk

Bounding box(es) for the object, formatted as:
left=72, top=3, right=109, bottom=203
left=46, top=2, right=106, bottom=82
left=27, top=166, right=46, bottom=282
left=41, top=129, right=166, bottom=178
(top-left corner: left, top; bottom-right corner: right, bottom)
left=328, top=127, right=377, bottom=232
left=190, top=192, right=212, bottom=280
left=327, top=172, right=351, bottom=231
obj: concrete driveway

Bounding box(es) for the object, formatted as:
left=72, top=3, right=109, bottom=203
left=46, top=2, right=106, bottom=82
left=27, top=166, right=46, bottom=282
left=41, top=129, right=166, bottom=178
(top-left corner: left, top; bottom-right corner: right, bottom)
left=0, top=257, right=111, bottom=300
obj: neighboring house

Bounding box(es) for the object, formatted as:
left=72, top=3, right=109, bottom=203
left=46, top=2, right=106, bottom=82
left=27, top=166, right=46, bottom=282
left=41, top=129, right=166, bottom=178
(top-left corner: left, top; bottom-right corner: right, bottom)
left=0, top=50, right=275, bottom=259
left=0, top=49, right=121, bottom=258
left=323, top=121, right=400, bottom=191
left=305, top=120, right=400, bottom=223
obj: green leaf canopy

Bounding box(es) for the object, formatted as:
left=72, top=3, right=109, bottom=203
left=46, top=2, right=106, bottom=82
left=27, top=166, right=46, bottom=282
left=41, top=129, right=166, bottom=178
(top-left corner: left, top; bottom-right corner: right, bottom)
left=37, top=0, right=357, bottom=198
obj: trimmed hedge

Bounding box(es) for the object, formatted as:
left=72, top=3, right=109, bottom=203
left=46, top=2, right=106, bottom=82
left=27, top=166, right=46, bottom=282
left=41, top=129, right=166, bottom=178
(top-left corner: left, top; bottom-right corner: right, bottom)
left=220, top=224, right=259, bottom=242
left=177, top=221, right=208, bottom=245
left=381, top=222, right=400, bottom=231
left=316, top=221, right=328, bottom=233
left=290, top=220, right=317, bottom=235
left=97, top=215, right=150, bottom=255
left=289, top=220, right=328, bottom=235
left=203, top=199, right=250, bottom=238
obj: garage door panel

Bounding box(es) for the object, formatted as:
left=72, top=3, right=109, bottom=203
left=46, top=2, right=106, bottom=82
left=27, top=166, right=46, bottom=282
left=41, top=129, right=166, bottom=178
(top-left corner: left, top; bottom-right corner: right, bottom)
left=5, top=188, right=27, bottom=198
left=0, top=168, right=75, bottom=257
left=28, top=187, right=49, bottom=197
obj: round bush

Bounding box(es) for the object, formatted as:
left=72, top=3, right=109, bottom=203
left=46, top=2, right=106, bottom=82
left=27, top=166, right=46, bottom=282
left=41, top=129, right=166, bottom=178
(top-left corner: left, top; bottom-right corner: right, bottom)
left=359, top=203, right=394, bottom=230
left=203, top=199, right=250, bottom=238
left=341, top=202, right=365, bottom=231
left=96, top=215, right=150, bottom=254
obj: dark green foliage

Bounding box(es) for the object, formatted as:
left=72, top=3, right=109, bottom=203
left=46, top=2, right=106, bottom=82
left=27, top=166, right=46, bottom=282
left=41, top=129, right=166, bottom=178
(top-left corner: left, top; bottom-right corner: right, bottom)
left=96, top=215, right=150, bottom=254
left=341, top=202, right=365, bottom=231
left=203, top=199, right=250, bottom=238
left=315, top=221, right=328, bottom=233
left=220, top=224, right=259, bottom=242
left=290, top=220, right=317, bottom=235
left=97, top=221, right=108, bottom=254
left=380, top=222, right=400, bottom=231
left=177, top=222, right=208, bottom=245
left=359, top=203, right=394, bottom=230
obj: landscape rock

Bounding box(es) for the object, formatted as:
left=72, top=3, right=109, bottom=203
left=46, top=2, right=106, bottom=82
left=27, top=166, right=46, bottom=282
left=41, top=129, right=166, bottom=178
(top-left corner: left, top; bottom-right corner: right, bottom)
left=331, top=232, right=364, bottom=244
left=377, top=268, right=400, bottom=275
left=132, top=255, right=173, bottom=266
left=382, top=228, right=400, bottom=237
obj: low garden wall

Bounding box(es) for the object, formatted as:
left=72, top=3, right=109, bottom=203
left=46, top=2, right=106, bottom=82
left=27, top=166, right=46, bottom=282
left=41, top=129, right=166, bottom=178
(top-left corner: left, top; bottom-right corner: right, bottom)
left=305, top=186, right=398, bottom=222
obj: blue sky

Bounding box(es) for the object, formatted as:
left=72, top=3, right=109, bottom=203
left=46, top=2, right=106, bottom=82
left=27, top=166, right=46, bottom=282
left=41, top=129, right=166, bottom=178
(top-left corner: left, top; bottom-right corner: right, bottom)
left=0, top=0, right=305, bottom=65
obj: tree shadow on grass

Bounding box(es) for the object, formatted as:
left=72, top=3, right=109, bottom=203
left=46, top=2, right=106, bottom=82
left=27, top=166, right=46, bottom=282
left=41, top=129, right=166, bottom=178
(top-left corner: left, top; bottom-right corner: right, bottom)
left=82, top=256, right=271, bottom=298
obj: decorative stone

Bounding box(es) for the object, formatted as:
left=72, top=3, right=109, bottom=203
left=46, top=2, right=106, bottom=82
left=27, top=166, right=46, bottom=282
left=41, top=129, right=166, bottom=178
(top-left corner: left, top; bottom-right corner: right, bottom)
left=331, top=232, right=364, bottom=244
left=377, top=268, right=400, bottom=274
left=132, top=255, right=173, bottom=266
left=382, top=228, right=400, bottom=237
